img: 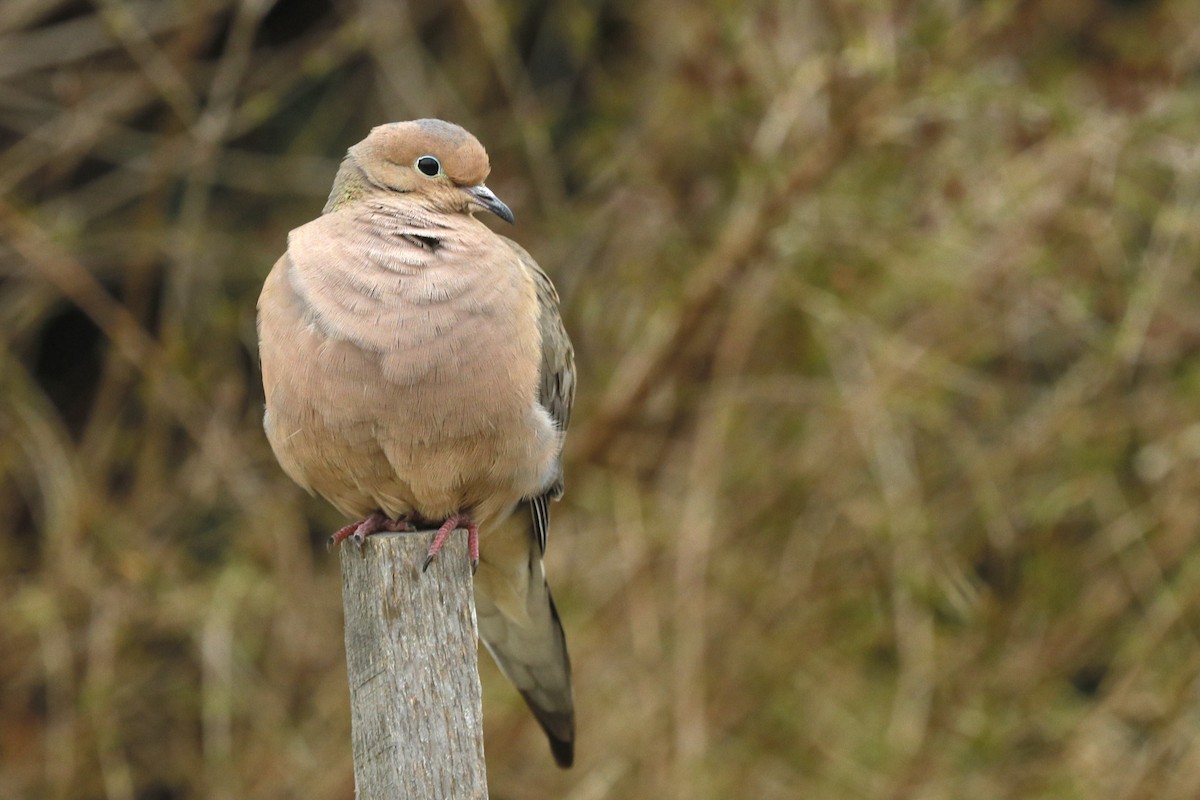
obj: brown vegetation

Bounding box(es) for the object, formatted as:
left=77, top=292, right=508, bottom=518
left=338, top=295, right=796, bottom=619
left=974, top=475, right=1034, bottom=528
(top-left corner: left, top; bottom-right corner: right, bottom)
left=3, top=0, right=1200, bottom=798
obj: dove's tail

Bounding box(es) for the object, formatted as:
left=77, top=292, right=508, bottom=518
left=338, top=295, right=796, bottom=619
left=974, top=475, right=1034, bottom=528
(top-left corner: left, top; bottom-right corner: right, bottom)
left=474, top=502, right=575, bottom=768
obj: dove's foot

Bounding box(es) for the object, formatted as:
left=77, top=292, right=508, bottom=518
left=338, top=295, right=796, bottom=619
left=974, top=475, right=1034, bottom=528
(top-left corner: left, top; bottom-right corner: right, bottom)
left=327, top=511, right=414, bottom=549
left=421, top=514, right=479, bottom=574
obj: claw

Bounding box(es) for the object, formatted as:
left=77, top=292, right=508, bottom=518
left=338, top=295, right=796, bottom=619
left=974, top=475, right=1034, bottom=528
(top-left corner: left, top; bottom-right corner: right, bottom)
left=423, top=516, right=459, bottom=570
left=328, top=511, right=412, bottom=549
left=328, top=519, right=361, bottom=550
left=422, top=513, right=478, bottom=573
left=467, top=522, right=479, bottom=573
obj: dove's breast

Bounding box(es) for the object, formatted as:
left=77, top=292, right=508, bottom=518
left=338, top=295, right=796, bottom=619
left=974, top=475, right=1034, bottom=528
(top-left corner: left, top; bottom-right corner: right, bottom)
left=257, top=208, right=560, bottom=524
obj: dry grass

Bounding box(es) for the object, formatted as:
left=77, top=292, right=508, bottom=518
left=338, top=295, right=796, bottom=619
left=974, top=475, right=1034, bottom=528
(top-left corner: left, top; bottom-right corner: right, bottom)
left=4, top=0, right=1200, bottom=798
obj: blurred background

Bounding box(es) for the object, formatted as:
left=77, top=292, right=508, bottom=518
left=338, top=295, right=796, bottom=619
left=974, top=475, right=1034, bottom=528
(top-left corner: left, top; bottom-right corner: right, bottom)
left=3, top=0, right=1200, bottom=797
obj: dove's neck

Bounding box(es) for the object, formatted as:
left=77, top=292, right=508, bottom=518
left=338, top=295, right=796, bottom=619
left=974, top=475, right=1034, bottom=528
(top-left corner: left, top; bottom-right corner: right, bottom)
left=322, top=157, right=377, bottom=214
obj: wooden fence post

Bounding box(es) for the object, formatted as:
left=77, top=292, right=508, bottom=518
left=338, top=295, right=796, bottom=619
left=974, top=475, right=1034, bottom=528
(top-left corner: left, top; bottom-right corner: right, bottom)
left=339, top=530, right=489, bottom=799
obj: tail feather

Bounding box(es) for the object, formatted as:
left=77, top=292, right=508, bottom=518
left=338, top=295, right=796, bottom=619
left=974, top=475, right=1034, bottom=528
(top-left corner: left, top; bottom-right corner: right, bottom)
left=479, top=589, right=574, bottom=767
left=474, top=505, right=575, bottom=768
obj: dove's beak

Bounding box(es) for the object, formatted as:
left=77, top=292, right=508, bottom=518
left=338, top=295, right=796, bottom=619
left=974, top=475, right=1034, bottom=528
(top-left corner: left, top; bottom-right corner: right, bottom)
left=463, top=184, right=515, bottom=225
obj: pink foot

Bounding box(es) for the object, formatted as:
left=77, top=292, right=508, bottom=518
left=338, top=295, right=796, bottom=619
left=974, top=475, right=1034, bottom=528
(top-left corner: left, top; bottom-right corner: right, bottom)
left=327, top=511, right=414, bottom=549
left=421, top=514, right=479, bottom=574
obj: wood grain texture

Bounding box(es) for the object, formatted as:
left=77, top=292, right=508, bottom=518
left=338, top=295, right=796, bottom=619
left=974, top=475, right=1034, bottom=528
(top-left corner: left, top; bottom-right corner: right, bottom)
left=339, top=530, right=488, bottom=799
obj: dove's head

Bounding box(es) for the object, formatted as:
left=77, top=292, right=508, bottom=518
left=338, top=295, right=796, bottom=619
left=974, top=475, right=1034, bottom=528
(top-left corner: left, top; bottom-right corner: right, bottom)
left=324, top=118, right=514, bottom=223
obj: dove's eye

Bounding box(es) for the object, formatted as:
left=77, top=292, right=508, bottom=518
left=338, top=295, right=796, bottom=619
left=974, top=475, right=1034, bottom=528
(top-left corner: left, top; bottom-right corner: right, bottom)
left=415, top=156, right=441, bottom=177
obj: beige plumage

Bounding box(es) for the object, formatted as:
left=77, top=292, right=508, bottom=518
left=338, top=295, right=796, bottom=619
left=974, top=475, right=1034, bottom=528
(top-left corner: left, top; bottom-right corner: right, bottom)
left=257, top=119, right=576, bottom=767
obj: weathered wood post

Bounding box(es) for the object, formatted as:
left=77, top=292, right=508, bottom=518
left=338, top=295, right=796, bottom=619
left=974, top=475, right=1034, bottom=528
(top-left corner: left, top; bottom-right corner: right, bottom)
left=339, top=530, right=489, bottom=799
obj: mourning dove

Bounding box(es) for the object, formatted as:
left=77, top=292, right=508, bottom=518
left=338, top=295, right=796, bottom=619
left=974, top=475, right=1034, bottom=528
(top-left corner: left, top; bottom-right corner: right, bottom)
left=256, top=119, right=576, bottom=767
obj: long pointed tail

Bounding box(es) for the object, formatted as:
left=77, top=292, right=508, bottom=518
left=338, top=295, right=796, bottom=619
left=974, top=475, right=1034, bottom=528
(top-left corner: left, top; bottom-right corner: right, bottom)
left=474, top=505, right=575, bottom=767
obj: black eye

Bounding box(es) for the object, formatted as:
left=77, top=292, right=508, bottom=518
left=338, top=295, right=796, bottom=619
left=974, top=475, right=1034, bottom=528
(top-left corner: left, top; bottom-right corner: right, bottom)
left=416, top=156, right=441, bottom=177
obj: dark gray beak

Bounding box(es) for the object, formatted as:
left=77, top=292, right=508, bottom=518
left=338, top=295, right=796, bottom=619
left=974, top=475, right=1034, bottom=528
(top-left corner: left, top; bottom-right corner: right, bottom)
left=463, top=184, right=515, bottom=225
